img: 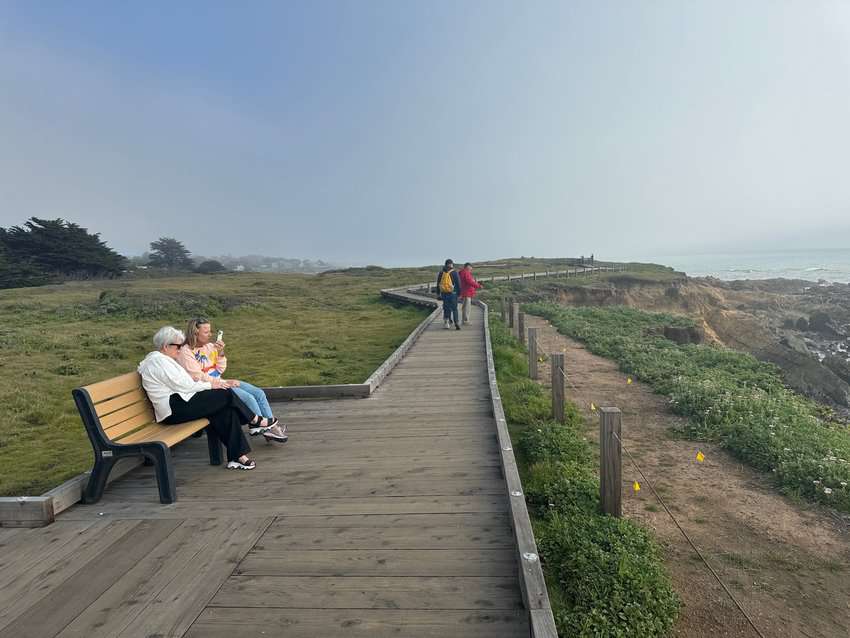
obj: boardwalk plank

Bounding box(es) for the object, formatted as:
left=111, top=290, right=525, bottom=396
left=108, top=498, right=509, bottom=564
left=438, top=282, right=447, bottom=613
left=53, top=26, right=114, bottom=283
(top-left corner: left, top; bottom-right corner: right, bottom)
left=113, top=517, right=272, bottom=638
left=55, top=518, right=221, bottom=638
left=257, top=523, right=513, bottom=550
left=0, top=521, right=139, bottom=632
left=187, top=608, right=528, bottom=638
left=238, top=548, right=517, bottom=577
left=59, top=495, right=508, bottom=520
left=210, top=575, right=522, bottom=610
left=0, top=519, right=179, bottom=638
left=106, top=476, right=504, bottom=500
left=0, top=521, right=101, bottom=593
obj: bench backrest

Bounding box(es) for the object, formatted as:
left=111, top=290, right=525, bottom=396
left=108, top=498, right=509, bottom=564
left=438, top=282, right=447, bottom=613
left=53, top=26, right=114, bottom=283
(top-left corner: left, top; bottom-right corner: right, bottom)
left=81, top=372, right=156, bottom=443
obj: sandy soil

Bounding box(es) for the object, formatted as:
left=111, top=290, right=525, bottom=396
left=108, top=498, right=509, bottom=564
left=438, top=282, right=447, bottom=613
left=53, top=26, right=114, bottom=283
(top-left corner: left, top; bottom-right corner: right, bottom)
left=525, top=315, right=850, bottom=638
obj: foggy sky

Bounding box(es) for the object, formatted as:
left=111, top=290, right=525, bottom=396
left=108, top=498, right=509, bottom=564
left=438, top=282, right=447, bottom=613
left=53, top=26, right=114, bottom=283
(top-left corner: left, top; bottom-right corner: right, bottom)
left=2, top=1, right=849, bottom=266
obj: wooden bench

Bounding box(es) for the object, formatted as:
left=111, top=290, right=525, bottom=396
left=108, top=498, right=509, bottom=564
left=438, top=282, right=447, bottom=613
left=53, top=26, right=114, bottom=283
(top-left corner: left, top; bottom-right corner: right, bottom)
left=72, top=372, right=222, bottom=504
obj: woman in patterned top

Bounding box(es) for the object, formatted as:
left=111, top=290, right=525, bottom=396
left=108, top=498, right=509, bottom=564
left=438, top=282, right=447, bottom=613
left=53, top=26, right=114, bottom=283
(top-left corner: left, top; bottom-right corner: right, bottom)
left=176, top=317, right=288, bottom=443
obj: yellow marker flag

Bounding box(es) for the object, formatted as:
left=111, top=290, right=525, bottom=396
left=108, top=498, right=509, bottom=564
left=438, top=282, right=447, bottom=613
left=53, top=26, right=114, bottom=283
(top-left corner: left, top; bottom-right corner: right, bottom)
left=590, top=402, right=597, bottom=412
left=627, top=377, right=633, bottom=385
left=696, top=451, right=705, bottom=463
left=633, top=481, right=641, bottom=492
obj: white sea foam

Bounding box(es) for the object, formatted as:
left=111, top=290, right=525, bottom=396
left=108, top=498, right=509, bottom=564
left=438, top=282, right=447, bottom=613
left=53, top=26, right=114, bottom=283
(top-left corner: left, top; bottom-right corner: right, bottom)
left=658, top=250, right=850, bottom=284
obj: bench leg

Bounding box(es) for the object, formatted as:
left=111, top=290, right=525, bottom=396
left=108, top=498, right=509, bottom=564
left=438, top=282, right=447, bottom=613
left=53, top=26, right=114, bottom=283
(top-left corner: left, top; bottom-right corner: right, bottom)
left=206, top=427, right=223, bottom=466
left=144, top=444, right=177, bottom=504
left=83, top=457, right=117, bottom=504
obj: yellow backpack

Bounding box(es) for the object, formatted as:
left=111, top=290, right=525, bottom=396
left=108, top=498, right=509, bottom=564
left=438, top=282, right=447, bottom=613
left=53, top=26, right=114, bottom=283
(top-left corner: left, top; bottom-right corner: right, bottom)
left=439, top=270, right=455, bottom=293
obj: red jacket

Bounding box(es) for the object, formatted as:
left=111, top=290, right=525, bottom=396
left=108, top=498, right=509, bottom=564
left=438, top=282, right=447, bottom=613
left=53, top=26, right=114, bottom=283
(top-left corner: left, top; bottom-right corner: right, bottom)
left=459, top=269, right=482, bottom=298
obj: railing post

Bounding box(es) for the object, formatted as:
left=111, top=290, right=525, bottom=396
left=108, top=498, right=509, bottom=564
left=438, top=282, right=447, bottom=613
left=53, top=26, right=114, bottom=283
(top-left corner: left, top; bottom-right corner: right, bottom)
left=508, top=301, right=516, bottom=329
left=533, top=272, right=537, bottom=280
left=501, top=297, right=508, bottom=322
left=528, top=327, right=538, bottom=379
left=550, top=352, right=565, bottom=423
left=599, top=407, right=622, bottom=517
left=518, top=312, right=526, bottom=345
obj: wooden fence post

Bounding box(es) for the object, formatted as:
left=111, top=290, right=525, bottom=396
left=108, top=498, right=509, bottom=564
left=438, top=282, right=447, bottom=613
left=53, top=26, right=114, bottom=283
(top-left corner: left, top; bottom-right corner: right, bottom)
left=501, top=297, right=508, bottom=322
left=518, top=312, right=526, bottom=345
left=508, top=302, right=517, bottom=329
left=550, top=352, right=565, bottom=423
left=599, top=407, right=622, bottom=517
left=528, top=327, right=538, bottom=379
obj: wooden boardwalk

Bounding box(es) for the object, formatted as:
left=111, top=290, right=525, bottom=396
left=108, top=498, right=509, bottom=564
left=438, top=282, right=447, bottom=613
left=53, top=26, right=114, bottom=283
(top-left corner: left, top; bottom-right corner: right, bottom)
left=0, top=304, right=530, bottom=637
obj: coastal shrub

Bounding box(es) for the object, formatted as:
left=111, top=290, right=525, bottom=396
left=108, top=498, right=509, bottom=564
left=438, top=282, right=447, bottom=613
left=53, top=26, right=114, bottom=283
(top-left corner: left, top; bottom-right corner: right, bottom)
left=538, top=512, right=680, bottom=638
left=524, top=460, right=598, bottom=518
left=490, top=314, right=679, bottom=637
left=527, top=302, right=850, bottom=512
left=518, top=421, right=591, bottom=466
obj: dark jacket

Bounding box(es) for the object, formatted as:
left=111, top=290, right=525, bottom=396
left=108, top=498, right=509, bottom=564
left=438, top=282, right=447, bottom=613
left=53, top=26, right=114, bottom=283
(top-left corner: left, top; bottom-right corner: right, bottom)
left=436, top=267, right=462, bottom=296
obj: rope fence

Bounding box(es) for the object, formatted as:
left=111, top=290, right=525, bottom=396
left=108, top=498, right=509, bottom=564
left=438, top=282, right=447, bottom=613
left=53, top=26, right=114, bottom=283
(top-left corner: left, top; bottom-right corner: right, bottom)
left=515, top=313, right=768, bottom=638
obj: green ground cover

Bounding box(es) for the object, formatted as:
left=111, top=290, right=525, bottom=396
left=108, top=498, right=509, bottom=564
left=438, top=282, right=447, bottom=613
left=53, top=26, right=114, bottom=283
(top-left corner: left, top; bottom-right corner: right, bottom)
left=478, top=262, right=682, bottom=304
left=0, top=259, right=567, bottom=496
left=490, top=316, right=679, bottom=637
left=526, top=303, right=850, bottom=513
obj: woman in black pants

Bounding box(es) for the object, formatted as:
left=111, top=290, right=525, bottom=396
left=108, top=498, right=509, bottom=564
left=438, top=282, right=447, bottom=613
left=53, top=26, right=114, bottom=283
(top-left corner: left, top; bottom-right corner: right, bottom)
left=138, top=326, right=276, bottom=469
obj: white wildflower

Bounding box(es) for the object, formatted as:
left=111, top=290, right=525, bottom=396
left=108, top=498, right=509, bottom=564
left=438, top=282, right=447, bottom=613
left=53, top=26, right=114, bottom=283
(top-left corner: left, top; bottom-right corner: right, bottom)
left=824, top=487, right=833, bottom=495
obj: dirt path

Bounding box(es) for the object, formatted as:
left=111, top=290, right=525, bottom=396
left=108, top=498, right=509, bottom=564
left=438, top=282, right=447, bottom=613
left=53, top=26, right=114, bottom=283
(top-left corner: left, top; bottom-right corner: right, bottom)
left=525, top=315, right=850, bottom=638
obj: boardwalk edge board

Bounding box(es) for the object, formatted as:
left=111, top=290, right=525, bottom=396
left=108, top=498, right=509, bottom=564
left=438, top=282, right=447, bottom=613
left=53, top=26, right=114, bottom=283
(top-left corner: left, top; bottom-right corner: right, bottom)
left=476, top=297, right=558, bottom=637
left=1, top=266, right=616, bottom=529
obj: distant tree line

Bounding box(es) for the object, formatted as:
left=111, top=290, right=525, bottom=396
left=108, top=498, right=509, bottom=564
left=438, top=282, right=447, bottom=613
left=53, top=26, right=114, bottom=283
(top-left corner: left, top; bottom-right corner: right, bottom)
left=0, top=218, right=126, bottom=289
left=0, top=216, right=336, bottom=290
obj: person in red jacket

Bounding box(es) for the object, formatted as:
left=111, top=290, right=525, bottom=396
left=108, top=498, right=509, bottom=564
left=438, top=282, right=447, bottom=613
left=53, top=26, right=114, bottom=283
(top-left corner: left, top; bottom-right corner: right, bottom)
left=458, top=262, right=483, bottom=325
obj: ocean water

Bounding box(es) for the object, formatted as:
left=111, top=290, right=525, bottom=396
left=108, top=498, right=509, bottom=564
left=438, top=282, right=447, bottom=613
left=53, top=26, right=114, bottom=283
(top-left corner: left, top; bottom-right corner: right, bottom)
left=657, top=250, right=850, bottom=284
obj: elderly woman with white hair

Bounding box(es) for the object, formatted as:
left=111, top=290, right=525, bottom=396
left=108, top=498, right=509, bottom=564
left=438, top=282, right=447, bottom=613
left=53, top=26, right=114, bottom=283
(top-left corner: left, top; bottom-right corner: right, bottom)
left=137, top=325, right=263, bottom=470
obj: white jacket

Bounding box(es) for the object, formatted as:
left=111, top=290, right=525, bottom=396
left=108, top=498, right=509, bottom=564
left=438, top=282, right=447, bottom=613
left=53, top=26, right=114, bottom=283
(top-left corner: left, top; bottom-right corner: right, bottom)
left=138, top=351, right=212, bottom=422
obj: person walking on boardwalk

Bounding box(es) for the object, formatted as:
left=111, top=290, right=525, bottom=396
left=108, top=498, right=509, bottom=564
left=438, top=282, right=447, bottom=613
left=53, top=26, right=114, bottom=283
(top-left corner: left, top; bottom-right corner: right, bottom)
left=436, top=259, right=462, bottom=330
left=458, top=262, right=483, bottom=325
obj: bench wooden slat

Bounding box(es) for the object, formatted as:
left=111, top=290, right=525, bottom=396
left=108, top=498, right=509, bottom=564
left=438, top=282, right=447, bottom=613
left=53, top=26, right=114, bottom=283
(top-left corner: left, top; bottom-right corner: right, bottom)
left=99, top=399, right=151, bottom=428
left=84, top=372, right=142, bottom=404
left=106, top=411, right=158, bottom=442
left=95, top=388, right=148, bottom=418
left=119, top=419, right=209, bottom=447
left=75, top=372, right=217, bottom=505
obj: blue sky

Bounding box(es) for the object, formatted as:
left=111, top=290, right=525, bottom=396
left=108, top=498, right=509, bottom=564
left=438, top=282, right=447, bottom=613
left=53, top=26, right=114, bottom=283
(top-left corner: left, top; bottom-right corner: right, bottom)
left=2, top=1, right=850, bottom=265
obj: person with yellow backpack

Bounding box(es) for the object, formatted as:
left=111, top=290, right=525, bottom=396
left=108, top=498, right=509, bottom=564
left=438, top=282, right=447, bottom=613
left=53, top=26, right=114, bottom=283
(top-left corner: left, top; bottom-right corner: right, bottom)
left=436, top=259, right=463, bottom=330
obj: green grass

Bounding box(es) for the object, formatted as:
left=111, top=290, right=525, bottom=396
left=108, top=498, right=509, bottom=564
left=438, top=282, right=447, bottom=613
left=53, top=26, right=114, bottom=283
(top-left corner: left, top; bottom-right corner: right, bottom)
left=490, top=315, right=679, bottom=637
left=0, top=258, right=573, bottom=496
left=478, top=262, right=682, bottom=305
left=526, top=302, right=850, bottom=513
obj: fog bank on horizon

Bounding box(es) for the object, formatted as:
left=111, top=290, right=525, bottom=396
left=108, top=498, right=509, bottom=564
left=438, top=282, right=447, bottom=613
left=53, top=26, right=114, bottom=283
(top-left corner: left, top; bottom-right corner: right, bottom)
left=2, top=1, right=849, bottom=265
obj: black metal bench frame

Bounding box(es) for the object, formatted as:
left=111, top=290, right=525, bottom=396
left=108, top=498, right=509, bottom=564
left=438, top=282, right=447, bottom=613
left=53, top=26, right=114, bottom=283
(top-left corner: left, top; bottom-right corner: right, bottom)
left=72, top=387, right=222, bottom=504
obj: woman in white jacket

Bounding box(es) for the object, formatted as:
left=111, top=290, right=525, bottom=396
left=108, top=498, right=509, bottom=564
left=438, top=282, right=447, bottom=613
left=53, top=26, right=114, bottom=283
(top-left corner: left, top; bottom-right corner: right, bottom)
left=138, top=325, right=265, bottom=470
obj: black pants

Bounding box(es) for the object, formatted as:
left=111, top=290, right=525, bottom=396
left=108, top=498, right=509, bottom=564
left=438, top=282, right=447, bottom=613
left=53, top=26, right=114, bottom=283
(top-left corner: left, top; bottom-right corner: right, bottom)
left=164, top=389, right=254, bottom=462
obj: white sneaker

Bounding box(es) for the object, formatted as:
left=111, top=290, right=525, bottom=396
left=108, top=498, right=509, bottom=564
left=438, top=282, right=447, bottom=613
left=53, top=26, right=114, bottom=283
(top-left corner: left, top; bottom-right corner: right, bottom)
left=444, top=320, right=451, bottom=329
left=226, top=458, right=256, bottom=470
